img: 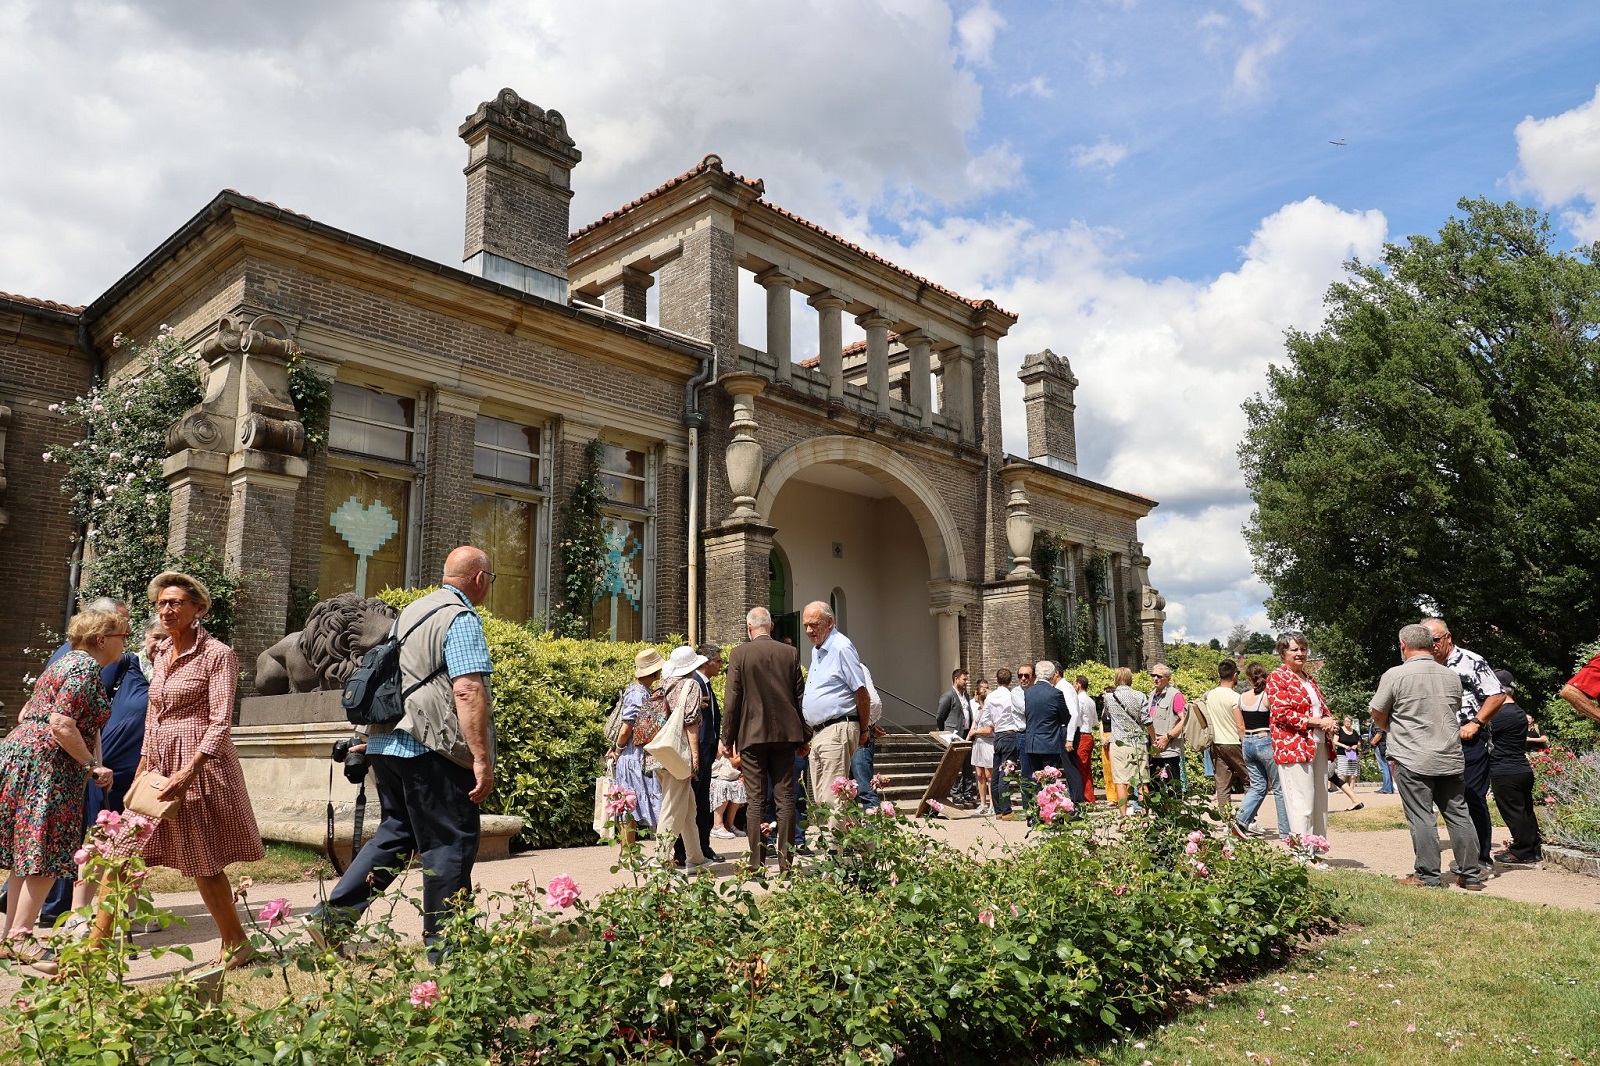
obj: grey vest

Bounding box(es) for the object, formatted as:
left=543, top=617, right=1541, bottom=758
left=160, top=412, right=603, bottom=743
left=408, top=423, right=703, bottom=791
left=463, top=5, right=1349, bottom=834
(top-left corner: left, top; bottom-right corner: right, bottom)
left=384, top=587, right=491, bottom=769
left=1150, top=686, right=1184, bottom=757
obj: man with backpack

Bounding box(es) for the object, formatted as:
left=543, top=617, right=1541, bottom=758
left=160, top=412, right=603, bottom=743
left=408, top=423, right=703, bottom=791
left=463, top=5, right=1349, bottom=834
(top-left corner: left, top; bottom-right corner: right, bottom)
left=307, top=546, right=496, bottom=958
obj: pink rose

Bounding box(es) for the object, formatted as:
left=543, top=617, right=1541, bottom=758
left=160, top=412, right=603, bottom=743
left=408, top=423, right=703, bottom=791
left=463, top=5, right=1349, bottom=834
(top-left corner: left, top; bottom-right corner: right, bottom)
left=879, top=801, right=896, bottom=817
left=409, top=980, right=441, bottom=1008
left=1113, top=884, right=1128, bottom=897
left=261, top=898, right=291, bottom=931
left=547, top=874, right=581, bottom=909
left=977, top=908, right=995, bottom=929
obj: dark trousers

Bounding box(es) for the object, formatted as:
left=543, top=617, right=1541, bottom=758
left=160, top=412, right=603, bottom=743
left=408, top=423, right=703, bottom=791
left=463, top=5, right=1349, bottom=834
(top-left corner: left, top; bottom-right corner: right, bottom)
left=741, top=743, right=798, bottom=871
left=991, top=732, right=1022, bottom=814
left=322, top=751, right=480, bottom=945
left=1462, top=740, right=1493, bottom=865
left=1393, top=760, right=1481, bottom=885
left=1023, top=751, right=1065, bottom=822
left=851, top=736, right=879, bottom=808
left=673, top=748, right=716, bottom=863
left=1491, top=769, right=1542, bottom=861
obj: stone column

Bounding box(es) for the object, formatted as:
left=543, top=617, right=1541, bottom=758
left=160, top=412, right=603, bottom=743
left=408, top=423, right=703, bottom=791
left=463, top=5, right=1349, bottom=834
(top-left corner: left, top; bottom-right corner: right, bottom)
left=928, top=579, right=978, bottom=680
left=979, top=578, right=1046, bottom=680
left=902, top=329, right=934, bottom=428
left=1005, top=477, right=1036, bottom=579
left=809, top=290, right=847, bottom=400
left=702, top=521, right=776, bottom=647
left=756, top=268, right=797, bottom=384
left=599, top=266, right=653, bottom=321
left=857, top=311, right=893, bottom=415
left=720, top=372, right=767, bottom=522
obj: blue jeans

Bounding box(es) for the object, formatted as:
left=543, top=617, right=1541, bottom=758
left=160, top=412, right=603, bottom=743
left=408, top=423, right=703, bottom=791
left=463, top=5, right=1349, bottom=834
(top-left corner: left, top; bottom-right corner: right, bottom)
left=1375, top=740, right=1395, bottom=792
left=1236, top=734, right=1289, bottom=833
left=991, top=732, right=1022, bottom=814
left=852, top=737, right=879, bottom=808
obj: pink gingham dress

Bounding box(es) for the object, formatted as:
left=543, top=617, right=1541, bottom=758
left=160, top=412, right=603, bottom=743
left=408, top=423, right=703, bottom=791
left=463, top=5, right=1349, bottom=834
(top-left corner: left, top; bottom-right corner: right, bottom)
left=133, top=627, right=264, bottom=877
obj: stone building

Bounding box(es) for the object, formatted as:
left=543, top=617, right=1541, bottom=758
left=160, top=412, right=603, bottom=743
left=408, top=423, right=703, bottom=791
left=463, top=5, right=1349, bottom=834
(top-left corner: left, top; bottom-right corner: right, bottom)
left=0, top=88, right=1164, bottom=722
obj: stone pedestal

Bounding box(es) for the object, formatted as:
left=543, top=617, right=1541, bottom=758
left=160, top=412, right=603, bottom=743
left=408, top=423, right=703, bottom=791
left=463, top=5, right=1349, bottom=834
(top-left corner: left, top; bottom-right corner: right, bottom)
left=225, top=452, right=309, bottom=686
left=980, top=577, right=1046, bottom=679
left=703, top=521, right=776, bottom=646
left=164, top=448, right=232, bottom=556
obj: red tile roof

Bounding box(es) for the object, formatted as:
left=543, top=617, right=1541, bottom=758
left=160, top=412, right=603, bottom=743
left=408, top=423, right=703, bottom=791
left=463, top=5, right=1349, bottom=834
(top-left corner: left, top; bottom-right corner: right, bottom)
left=222, top=189, right=313, bottom=220
left=0, top=291, right=83, bottom=315
left=572, top=155, right=1015, bottom=319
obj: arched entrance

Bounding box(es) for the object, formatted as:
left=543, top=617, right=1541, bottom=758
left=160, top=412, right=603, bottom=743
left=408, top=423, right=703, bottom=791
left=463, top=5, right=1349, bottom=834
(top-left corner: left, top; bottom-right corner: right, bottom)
left=759, top=436, right=969, bottom=715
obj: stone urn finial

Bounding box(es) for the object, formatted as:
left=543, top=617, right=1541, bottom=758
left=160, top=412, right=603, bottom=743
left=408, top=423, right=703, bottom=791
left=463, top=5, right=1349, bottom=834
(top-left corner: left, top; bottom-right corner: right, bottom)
left=721, top=372, right=768, bottom=522
left=1005, top=477, right=1035, bottom=579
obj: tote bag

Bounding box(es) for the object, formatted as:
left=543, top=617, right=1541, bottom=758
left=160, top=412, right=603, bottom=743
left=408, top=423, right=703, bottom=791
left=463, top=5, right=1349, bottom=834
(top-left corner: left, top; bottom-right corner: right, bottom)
left=644, top=686, right=694, bottom=781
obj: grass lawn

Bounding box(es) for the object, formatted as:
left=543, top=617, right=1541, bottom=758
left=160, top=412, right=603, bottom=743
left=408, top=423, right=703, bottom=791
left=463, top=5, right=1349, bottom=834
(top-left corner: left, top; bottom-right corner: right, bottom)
left=1328, top=804, right=1505, bottom=834
left=144, top=841, right=332, bottom=894
left=1052, top=867, right=1600, bottom=1065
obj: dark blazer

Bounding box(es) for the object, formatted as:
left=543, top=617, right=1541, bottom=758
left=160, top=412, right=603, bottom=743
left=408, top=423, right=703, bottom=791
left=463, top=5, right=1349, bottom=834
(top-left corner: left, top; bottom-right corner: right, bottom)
left=721, top=635, right=807, bottom=749
left=1022, top=682, right=1070, bottom=756
left=935, top=686, right=969, bottom=732
left=691, top=672, right=721, bottom=780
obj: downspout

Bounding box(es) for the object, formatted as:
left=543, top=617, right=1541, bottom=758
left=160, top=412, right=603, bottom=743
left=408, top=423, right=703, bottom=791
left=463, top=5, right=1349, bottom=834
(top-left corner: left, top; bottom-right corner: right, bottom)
left=65, top=316, right=105, bottom=630
left=683, top=348, right=715, bottom=647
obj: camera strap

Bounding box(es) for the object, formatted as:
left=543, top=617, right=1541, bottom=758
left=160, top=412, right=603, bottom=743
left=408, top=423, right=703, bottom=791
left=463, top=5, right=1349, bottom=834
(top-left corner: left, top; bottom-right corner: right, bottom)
left=324, top=763, right=369, bottom=878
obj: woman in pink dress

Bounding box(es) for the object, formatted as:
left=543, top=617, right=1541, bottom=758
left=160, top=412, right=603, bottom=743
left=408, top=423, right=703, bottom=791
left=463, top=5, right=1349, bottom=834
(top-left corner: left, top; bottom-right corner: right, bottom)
left=100, top=571, right=264, bottom=967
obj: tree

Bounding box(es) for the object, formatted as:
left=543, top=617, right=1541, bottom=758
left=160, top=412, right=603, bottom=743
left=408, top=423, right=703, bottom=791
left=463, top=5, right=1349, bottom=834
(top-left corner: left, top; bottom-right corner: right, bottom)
left=1243, top=632, right=1277, bottom=655
left=1242, top=198, right=1600, bottom=698
left=1225, top=622, right=1251, bottom=652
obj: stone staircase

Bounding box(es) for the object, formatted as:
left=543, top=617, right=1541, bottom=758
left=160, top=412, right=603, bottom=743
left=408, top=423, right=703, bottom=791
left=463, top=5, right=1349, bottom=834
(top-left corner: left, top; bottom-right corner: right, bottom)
left=866, top=733, right=953, bottom=807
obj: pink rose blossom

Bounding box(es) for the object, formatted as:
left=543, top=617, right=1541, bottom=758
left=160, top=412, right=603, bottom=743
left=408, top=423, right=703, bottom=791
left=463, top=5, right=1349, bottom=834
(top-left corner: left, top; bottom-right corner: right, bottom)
left=977, top=908, right=995, bottom=929
left=927, top=799, right=943, bottom=813
left=830, top=776, right=859, bottom=800
left=879, top=801, right=896, bottom=817
left=546, top=874, right=582, bottom=909
left=602, top=926, right=617, bottom=942
left=1113, top=884, right=1128, bottom=897
left=1185, top=841, right=1200, bottom=855
left=409, top=980, right=441, bottom=1008
left=260, top=898, right=291, bottom=931
left=73, top=848, right=90, bottom=866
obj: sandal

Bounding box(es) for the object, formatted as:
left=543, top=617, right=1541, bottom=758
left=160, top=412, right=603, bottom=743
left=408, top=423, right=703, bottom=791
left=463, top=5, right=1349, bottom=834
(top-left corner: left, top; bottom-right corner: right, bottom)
left=10, top=938, right=58, bottom=976
left=1348, top=802, right=1365, bottom=811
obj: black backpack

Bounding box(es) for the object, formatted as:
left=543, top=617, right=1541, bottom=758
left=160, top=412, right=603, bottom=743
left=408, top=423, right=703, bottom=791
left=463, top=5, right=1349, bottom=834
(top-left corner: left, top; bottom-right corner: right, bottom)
left=340, top=602, right=458, bottom=727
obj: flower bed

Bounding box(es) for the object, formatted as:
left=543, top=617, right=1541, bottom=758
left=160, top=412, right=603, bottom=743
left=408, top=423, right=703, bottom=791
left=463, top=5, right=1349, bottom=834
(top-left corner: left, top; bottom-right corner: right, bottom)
left=3, top=802, right=1336, bottom=1064
left=1532, top=747, right=1600, bottom=855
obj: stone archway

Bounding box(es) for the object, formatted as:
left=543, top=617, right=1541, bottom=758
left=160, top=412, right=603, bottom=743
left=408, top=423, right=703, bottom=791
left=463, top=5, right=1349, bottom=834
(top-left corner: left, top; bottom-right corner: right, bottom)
left=756, top=436, right=967, bottom=584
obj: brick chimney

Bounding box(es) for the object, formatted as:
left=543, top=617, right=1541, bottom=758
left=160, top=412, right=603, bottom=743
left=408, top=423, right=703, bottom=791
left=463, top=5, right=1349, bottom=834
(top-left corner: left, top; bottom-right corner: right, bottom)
left=1018, top=348, right=1078, bottom=473
left=460, top=88, right=582, bottom=302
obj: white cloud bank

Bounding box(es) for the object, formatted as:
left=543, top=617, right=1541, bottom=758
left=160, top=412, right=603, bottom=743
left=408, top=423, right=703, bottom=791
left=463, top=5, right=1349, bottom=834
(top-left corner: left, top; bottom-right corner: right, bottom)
left=1514, top=82, right=1600, bottom=241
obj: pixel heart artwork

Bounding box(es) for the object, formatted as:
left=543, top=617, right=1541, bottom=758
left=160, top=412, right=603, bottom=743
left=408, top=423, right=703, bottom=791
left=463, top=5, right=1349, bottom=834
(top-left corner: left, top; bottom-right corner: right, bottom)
left=330, top=497, right=399, bottom=595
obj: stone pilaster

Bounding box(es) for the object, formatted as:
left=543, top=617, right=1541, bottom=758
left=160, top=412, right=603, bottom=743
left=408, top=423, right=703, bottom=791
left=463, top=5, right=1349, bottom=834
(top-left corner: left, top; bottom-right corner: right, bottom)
left=756, top=268, right=797, bottom=383
left=979, top=577, right=1046, bottom=682
left=600, top=266, right=653, bottom=321
left=809, top=291, right=847, bottom=400
left=421, top=387, right=482, bottom=581
left=225, top=451, right=308, bottom=687
left=702, top=521, right=776, bottom=647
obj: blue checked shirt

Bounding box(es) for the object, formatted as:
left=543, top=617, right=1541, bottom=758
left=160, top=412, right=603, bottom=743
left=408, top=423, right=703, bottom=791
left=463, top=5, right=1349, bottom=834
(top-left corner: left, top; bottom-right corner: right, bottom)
left=367, top=585, right=492, bottom=758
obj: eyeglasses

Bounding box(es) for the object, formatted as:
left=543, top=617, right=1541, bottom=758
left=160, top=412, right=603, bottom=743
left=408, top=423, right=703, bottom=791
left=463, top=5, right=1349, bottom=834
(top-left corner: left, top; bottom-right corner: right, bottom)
left=1018, top=673, right=1033, bottom=681
left=1431, top=635, right=1447, bottom=645
left=484, top=571, right=497, bottom=585
left=155, top=600, right=189, bottom=612
left=109, top=631, right=132, bottom=639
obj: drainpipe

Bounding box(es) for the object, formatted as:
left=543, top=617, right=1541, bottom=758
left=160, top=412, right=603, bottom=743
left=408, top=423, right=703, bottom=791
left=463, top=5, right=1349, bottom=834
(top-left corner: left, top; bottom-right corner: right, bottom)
left=683, top=349, right=715, bottom=647
left=64, top=317, right=105, bottom=630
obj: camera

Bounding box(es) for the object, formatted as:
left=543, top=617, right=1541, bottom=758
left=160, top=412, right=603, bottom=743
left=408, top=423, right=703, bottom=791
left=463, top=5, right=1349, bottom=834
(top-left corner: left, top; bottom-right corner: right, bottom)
left=331, top=736, right=369, bottom=785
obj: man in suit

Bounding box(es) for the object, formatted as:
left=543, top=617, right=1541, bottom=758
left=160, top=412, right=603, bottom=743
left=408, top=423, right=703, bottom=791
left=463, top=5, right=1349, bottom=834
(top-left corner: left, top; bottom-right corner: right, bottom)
left=935, top=668, right=975, bottom=805
left=720, top=606, right=808, bottom=871
left=1022, top=660, right=1076, bottom=822
left=675, top=643, right=724, bottom=867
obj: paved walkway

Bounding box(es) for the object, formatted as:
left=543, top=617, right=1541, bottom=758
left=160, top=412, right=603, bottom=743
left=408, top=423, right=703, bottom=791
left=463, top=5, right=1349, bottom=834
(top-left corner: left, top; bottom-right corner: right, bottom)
left=6, top=782, right=1595, bottom=991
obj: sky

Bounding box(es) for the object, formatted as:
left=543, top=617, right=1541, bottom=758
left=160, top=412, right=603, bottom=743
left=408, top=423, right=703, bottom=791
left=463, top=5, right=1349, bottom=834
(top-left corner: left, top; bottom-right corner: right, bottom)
left=3, top=0, right=1600, bottom=643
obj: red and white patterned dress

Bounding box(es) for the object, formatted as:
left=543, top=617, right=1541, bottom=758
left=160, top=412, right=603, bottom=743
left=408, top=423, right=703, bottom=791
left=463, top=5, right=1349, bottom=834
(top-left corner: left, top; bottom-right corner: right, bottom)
left=132, top=627, right=263, bottom=877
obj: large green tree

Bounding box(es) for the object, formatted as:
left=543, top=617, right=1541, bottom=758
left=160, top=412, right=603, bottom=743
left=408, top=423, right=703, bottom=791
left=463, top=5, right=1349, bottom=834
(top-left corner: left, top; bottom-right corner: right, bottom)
left=1241, top=198, right=1600, bottom=697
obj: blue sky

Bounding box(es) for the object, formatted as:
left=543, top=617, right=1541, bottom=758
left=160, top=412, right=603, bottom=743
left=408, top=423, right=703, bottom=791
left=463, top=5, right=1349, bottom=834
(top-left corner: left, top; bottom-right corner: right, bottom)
left=3, top=1, right=1598, bottom=643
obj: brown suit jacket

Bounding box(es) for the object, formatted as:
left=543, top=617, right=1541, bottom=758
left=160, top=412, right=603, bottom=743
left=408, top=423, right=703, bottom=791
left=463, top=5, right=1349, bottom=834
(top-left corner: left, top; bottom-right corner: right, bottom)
left=721, top=635, right=808, bottom=749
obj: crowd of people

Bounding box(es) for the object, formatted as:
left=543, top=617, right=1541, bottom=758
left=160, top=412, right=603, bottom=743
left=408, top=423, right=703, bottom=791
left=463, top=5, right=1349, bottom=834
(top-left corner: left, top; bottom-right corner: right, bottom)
left=4, top=533, right=1596, bottom=976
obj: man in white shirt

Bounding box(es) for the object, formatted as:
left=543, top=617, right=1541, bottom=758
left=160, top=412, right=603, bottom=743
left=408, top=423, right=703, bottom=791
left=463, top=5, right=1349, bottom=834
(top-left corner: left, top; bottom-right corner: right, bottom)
left=992, top=665, right=1031, bottom=819
left=1053, top=665, right=1088, bottom=804
left=1070, top=674, right=1100, bottom=804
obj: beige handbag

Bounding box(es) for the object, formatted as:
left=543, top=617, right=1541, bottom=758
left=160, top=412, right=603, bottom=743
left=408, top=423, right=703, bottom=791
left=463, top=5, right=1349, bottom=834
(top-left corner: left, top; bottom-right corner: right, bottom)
left=124, top=769, right=182, bottom=820
left=643, top=686, right=695, bottom=781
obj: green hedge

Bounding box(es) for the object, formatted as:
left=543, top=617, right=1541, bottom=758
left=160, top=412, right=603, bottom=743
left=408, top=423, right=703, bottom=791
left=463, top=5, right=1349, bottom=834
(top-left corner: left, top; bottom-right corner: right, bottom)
left=380, top=588, right=673, bottom=849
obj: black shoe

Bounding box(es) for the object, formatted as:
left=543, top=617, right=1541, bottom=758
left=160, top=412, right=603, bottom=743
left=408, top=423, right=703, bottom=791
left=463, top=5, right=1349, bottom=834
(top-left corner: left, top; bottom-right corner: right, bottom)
left=1492, top=850, right=1537, bottom=867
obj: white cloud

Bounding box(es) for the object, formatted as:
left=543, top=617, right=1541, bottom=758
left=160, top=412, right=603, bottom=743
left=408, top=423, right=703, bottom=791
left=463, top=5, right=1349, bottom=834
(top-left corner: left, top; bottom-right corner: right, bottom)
left=954, top=2, right=1005, bottom=65
left=1070, top=137, right=1130, bottom=171
left=1083, top=51, right=1123, bottom=85
left=860, top=196, right=1387, bottom=632
left=1007, top=75, right=1053, bottom=99
left=1512, top=82, right=1600, bottom=241
left=1232, top=32, right=1286, bottom=94
left=0, top=0, right=1000, bottom=303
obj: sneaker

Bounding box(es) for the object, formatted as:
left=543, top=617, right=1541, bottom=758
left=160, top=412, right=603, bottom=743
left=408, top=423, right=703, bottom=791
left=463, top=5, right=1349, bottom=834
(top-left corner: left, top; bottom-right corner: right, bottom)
left=681, top=857, right=718, bottom=873
left=710, top=828, right=737, bottom=839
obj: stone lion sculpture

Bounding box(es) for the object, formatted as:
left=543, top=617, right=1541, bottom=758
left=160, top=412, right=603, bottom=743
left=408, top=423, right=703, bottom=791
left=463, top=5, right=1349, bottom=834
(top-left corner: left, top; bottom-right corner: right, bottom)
left=254, top=592, right=398, bottom=695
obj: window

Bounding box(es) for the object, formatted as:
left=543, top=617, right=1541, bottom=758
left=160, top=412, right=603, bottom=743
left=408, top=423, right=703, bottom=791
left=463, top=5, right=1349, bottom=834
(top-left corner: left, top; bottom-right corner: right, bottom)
left=1050, top=542, right=1077, bottom=658
left=321, top=382, right=421, bottom=598
left=589, top=442, right=654, bottom=641
left=472, top=415, right=546, bottom=622
left=329, top=382, right=414, bottom=461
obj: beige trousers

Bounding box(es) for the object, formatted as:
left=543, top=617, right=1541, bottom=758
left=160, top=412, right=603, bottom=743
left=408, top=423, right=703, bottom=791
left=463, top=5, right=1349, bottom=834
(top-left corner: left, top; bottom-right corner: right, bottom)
left=1279, top=745, right=1330, bottom=840
left=655, top=769, right=705, bottom=865
left=807, top=720, right=858, bottom=825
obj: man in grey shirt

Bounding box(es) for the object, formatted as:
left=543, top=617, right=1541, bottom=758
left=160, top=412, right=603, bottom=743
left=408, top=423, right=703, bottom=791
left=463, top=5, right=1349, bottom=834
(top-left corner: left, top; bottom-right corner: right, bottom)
left=1370, top=623, right=1484, bottom=890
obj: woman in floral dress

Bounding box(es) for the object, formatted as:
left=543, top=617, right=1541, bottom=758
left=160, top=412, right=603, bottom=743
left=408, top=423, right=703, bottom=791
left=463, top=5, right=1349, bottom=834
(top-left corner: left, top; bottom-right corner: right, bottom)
left=0, top=607, right=127, bottom=972
left=98, top=571, right=264, bottom=967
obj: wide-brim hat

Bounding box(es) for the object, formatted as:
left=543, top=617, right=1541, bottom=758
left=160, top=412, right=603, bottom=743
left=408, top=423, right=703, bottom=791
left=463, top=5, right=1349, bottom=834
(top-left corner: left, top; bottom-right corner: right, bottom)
left=634, top=647, right=666, bottom=679
left=662, top=644, right=708, bottom=680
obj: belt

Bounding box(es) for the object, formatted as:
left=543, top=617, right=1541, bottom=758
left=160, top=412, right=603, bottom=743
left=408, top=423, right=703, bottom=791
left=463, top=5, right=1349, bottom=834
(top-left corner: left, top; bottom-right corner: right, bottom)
left=1244, top=728, right=1272, bottom=736
left=815, top=714, right=858, bottom=730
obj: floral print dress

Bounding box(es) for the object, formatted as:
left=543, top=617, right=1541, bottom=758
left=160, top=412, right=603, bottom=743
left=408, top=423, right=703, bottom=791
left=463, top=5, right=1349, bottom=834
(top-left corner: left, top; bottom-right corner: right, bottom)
left=0, top=651, right=111, bottom=878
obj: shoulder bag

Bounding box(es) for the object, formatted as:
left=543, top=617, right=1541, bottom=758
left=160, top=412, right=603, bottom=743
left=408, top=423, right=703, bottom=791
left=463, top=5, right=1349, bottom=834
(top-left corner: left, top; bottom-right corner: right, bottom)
left=1182, top=697, right=1213, bottom=750
left=644, top=683, right=695, bottom=780
left=125, top=769, right=182, bottom=820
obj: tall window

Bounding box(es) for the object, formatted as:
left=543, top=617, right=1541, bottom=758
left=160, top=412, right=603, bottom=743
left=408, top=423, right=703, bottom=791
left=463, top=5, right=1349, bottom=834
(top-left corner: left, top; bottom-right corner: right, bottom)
left=471, top=415, right=545, bottom=622
left=321, top=382, right=419, bottom=598
left=1051, top=542, right=1077, bottom=659
left=589, top=443, right=652, bottom=641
